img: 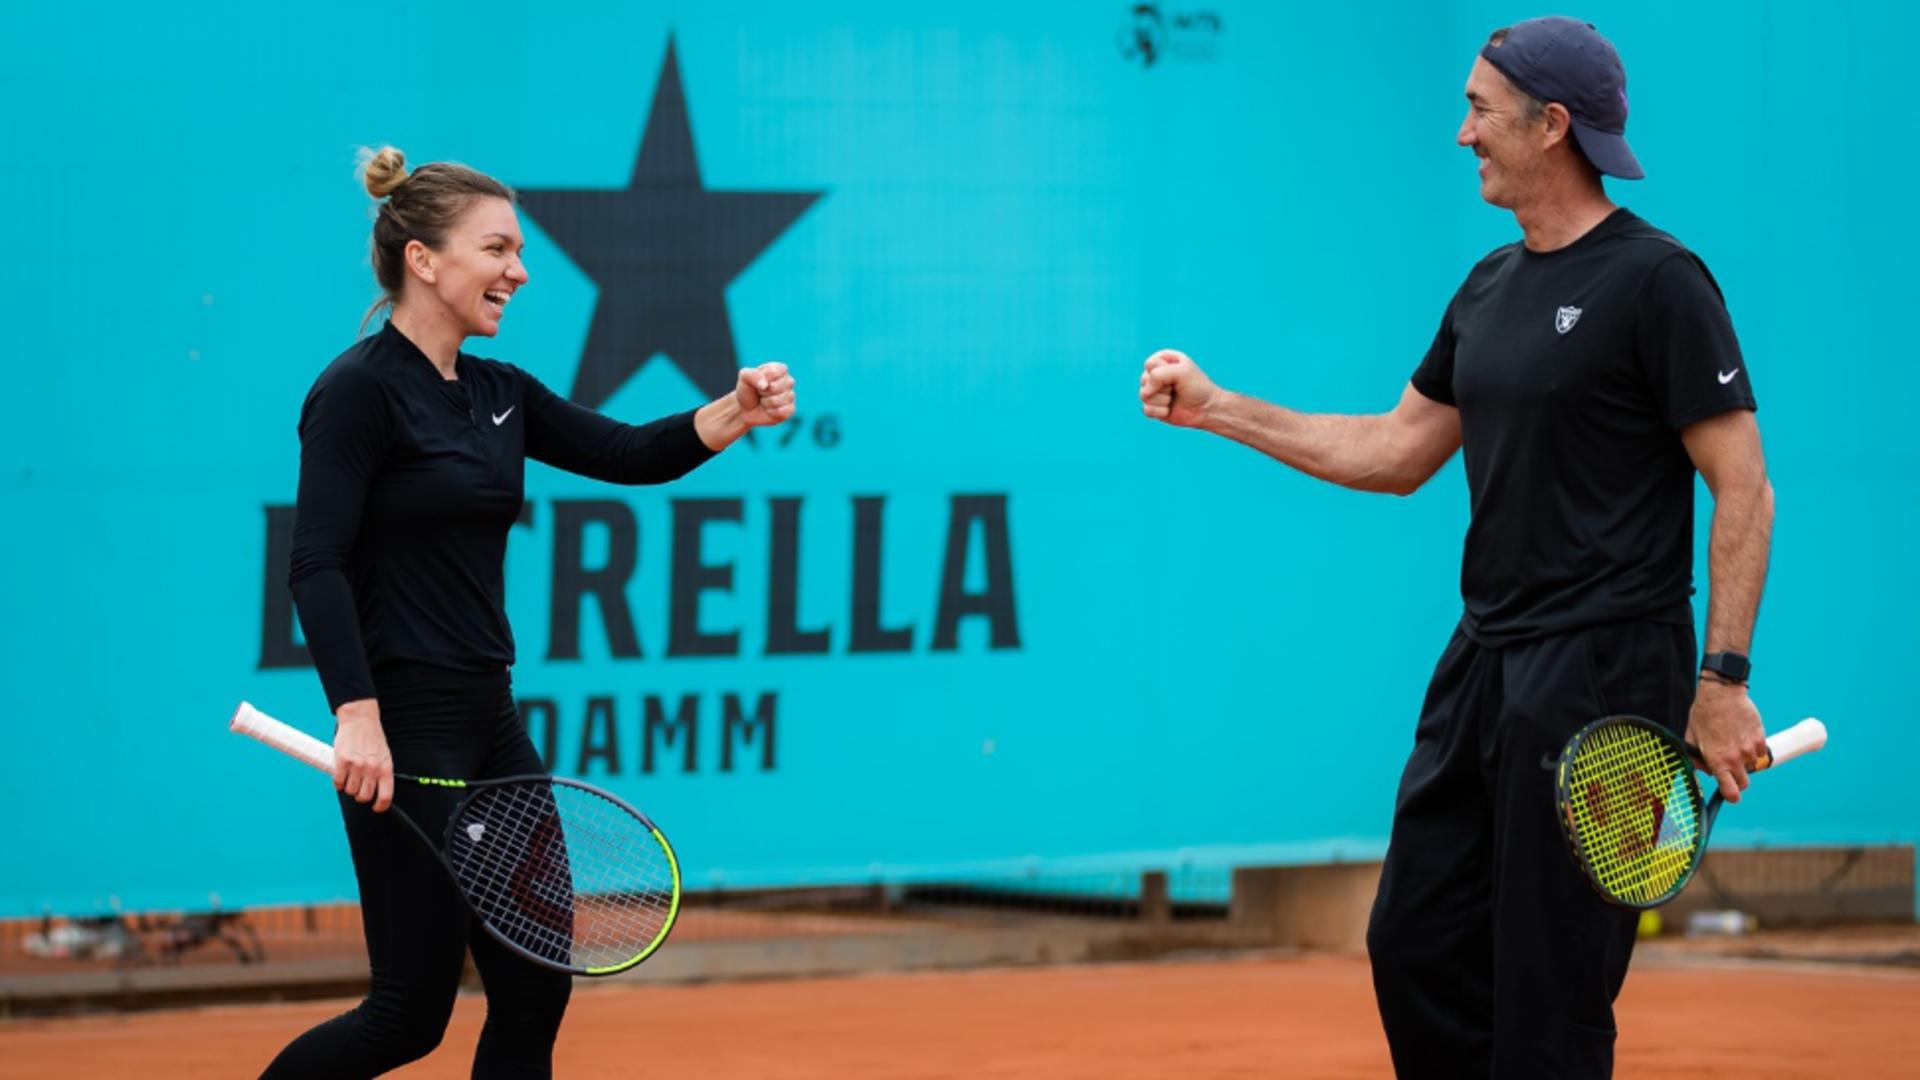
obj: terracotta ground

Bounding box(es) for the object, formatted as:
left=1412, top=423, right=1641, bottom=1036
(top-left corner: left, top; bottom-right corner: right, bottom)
left=2, top=952, right=1914, bottom=1078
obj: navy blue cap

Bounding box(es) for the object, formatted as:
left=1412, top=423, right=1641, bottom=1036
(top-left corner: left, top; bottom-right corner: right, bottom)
left=1480, top=16, right=1643, bottom=180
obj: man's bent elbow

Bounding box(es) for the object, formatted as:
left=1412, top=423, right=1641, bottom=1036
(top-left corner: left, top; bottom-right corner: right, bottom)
left=1387, top=475, right=1429, bottom=497
left=1381, top=455, right=1446, bottom=496
left=1356, top=469, right=1424, bottom=497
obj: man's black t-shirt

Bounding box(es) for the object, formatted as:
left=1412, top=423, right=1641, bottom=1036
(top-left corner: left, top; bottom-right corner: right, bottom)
left=1410, top=209, right=1756, bottom=646
left=290, top=321, right=717, bottom=710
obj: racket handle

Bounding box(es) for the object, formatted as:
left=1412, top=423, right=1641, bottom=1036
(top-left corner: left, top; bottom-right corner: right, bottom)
left=1762, top=717, right=1827, bottom=769
left=231, top=701, right=338, bottom=775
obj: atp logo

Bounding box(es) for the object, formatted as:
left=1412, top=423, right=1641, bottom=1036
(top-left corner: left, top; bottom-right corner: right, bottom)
left=1116, top=4, right=1223, bottom=69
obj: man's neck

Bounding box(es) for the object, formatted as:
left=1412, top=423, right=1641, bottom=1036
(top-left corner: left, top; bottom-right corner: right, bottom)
left=1512, top=176, right=1619, bottom=253
left=388, top=306, right=462, bottom=379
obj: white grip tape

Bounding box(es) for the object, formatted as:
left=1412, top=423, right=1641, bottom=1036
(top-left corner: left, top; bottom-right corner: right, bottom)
left=231, top=701, right=338, bottom=775
left=1764, top=717, right=1828, bottom=769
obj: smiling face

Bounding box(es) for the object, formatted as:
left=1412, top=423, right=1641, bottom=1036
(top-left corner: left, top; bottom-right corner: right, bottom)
left=1457, top=57, right=1552, bottom=210
left=404, top=196, right=529, bottom=338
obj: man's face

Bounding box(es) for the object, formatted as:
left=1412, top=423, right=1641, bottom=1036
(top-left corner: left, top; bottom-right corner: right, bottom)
left=1457, top=58, right=1549, bottom=209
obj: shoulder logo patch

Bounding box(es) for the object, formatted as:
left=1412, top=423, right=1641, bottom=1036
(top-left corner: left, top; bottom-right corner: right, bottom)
left=1555, top=306, right=1583, bottom=334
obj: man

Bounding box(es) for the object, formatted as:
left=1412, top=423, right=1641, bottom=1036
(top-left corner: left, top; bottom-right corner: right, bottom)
left=1139, top=17, right=1774, bottom=1078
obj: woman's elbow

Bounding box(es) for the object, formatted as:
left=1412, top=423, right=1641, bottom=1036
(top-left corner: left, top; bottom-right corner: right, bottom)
left=288, top=550, right=344, bottom=589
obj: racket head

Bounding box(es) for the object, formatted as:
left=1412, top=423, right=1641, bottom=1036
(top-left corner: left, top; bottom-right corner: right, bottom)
left=442, top=776, right=682, bottom=976
left=1554, top=715, right=1710, bottom=910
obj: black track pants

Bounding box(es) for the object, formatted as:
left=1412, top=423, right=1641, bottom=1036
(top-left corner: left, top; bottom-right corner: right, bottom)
left=1366, top=620, right=1695, bottom=1079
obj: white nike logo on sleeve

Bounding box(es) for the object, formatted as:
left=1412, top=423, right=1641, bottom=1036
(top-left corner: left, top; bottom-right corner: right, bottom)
left=492, top=406, right=515, bottom=425
left=1717, top=369, right=1739, bottom=385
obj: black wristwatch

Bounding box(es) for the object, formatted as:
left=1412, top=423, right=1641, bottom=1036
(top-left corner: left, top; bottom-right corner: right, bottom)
left=1700, top=651, right=1751, bottom=684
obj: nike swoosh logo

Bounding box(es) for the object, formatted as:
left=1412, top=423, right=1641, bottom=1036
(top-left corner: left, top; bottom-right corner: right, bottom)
left=492, top=406, right=515, bottom=426
left=1717, top=369, right=1739, bottom=385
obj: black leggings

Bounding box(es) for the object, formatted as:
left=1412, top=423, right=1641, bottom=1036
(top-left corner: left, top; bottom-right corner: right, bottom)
left=260, top=664, right=573, bottom=1079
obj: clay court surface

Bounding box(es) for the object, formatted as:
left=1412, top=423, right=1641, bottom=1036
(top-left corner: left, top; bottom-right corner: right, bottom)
left=3, top=952, right=1914, bottom=1079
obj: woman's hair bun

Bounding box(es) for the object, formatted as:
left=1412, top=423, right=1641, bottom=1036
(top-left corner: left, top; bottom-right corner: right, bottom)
left=359, top=145, right=409, bottom=199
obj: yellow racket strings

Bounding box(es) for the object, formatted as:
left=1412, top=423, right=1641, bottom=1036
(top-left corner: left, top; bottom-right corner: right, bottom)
left=1565, top=724, right=1703, bottom=904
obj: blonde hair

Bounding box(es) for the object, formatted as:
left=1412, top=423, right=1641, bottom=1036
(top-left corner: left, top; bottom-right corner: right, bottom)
left=355, top=145, right=515, bottom=333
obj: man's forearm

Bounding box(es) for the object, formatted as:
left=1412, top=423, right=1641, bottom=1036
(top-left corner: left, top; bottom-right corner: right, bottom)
left=1202, top=392, right=1419, bottom=494
left=1703, top=474, right=1775, bottom=656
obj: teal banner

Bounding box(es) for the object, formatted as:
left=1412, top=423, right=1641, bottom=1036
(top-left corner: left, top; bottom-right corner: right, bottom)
left=2, top=1, right=1912, bottom=916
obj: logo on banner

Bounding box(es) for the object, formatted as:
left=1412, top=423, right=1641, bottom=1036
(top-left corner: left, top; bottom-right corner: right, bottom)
left=517, top=39, right=824, bottom=408
left=1116, top=4, right=1223, bottom=69
left=258, top=38, right=1025, bottom=781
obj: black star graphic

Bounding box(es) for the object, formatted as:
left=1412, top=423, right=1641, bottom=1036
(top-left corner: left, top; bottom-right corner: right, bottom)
left=518, top=38, right=823, bottom=408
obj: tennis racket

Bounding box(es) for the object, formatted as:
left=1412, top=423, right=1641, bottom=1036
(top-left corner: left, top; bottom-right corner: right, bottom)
left=229, top=701, right=681, bottom=976
left=1553, top=714, right=1827, bottom=910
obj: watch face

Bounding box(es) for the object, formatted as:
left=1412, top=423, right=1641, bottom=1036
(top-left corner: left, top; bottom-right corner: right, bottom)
left=1704, top=653, right=1751, bottom=681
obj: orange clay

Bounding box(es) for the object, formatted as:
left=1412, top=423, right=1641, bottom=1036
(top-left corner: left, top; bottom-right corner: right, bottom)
left=1, top=954, right=1914, bottom=1078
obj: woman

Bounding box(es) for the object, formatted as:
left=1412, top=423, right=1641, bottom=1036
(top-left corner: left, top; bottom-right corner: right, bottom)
left=263, top=146, right=795, bottom=1078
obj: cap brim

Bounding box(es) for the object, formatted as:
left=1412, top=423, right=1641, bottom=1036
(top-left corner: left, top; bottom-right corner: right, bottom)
left=1571, top=121, right=1644, bottom=180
